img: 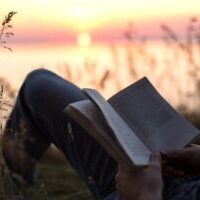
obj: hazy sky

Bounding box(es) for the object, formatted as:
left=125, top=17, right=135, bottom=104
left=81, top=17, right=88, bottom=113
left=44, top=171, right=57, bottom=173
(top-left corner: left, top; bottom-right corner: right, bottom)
left=0, top=0, right=200, bottom=94
left=1, top=0, right=200, bottom=44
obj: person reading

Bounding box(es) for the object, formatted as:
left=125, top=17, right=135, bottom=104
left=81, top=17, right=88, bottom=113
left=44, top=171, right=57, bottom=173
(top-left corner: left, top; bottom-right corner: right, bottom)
left=2, top=69, right=200, bottom=200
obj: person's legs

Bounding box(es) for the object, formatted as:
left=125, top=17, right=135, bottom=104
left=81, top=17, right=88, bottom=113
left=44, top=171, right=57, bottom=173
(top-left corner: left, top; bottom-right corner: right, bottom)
left=2, top=69, right=117, bottom=199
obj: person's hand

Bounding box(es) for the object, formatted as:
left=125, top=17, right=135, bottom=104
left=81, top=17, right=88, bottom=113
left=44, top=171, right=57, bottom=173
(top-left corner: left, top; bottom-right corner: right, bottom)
left=115, top=153, right=163, bottom=200
left=162, top=146, right=200, bottom=177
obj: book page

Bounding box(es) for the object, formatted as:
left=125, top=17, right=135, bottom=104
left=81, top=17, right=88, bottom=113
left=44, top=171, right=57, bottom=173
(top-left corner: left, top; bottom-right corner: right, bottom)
left=109, top=77, right=199, bottom=152
left=83, top=89, right=151, bottom=165
left=65, top=100, right=135, bottom=168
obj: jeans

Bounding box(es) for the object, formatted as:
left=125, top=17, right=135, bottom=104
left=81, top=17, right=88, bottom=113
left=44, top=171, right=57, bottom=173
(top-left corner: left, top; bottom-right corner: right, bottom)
left=3, top=69, right=117, bottom=200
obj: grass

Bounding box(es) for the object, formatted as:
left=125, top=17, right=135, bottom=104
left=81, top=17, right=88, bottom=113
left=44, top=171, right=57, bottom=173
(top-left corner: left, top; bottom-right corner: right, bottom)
left=17, top=148, right=94, bottom=200
left=56, top=17, right=200, bottom=113
left=36, top=149, right=93, bottom=200
left=0, top=144, right=94, bottom=200
left=0, top=85, right=20, bottom=199
left=0, top=11, right=17, bottom=52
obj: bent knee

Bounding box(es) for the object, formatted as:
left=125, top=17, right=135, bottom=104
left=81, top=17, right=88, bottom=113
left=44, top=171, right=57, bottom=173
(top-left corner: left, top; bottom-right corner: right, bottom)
left=25, top=68, right=54, bottom=81
left=22, top=69, right=61, bottom=110
left=21, top=68, right=85, bottom=112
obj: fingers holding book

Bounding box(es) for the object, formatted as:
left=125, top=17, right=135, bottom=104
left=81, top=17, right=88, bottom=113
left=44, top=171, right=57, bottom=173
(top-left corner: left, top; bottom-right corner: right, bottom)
left=162, top=145, right=200, bottom=177
left=115, top=153, right=163, bottom=200
left=116, top=147, right=200, bottom=200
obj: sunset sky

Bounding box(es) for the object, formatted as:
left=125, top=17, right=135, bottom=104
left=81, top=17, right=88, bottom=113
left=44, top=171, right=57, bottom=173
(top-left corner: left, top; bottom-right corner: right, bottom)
left=0, top=0, right=200, bottom=102
left=1, top=0, right=200, bottom=45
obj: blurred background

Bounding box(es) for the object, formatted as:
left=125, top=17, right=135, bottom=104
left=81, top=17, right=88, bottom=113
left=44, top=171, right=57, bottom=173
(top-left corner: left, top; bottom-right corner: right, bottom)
left=1, top=0, right=200, bottom=199
left=1, top=0, right=200, bottom=109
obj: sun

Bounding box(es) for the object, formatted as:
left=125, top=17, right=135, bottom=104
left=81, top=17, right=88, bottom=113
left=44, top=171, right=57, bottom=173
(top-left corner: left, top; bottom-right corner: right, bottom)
left=77, top=32, right=92, bottom=47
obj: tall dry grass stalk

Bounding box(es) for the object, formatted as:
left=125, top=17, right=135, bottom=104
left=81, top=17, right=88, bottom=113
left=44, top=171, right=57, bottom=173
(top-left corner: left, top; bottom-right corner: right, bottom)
left=0, top=11, right=49, bottom=199
left=0, top=85, right=20, bottom=199
left=161, top=17, right=200, bottom=110
left=0, top=84, right=48, bottom=200
left=57, top=17, right=200, bottom=114
left=0, top=11, right=17, bottom=52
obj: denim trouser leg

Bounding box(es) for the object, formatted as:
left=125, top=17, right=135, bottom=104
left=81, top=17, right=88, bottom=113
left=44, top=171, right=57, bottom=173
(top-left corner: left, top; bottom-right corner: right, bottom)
left=3, top=69, right=117, bottom=199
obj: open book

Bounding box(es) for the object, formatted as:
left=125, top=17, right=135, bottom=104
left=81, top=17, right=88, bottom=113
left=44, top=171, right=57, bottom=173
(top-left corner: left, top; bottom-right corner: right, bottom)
left=64, top=77, right=199, bottom=169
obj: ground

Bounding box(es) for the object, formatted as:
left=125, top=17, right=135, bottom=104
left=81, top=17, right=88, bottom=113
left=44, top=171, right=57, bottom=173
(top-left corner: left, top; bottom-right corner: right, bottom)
left=36, top=147, right=93, bottom=200
left=0, top=145, right=94, bottom=200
